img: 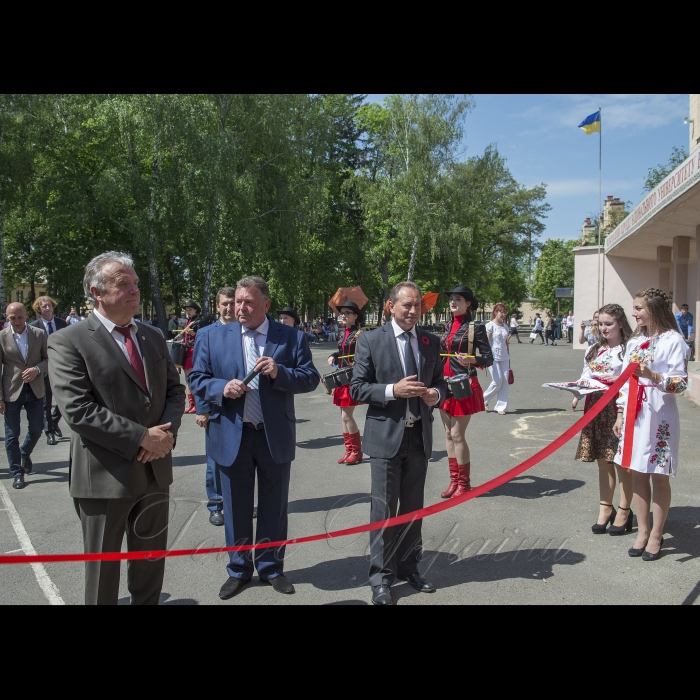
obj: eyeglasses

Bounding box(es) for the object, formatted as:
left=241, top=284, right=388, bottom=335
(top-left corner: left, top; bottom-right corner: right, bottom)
left=339, top=311, right=355, bottom=316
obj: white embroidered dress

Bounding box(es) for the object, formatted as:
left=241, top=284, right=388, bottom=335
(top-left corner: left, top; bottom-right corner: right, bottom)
left=614, top=331, right=689, bottom=476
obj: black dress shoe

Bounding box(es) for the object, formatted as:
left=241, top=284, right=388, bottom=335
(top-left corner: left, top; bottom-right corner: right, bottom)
left=209, top=510, right=224, bottom=526
left=265, top=575, right=295, bottom=594
left=219, top=577, right=251, bottom=600
left=53, top=425, right=62, bottom=438
left=13, top=475, right=25, bottom=489
left=642, top=537, right=664, bottom=561
left=397, top=573, right=435, bottom=593
left=21, top=455, right=33, bottom=475
left=371, top=585, right=393, bottom=605
left=47, top=432, right=57, bottom=446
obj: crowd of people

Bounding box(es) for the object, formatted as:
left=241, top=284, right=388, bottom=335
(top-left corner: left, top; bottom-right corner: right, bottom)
left=0, top=251, right=693, bottom=605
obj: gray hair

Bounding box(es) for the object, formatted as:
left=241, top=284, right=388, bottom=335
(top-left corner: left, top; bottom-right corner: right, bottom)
left=389, top=280, right=422, bottom=303
left=236, top=276, right=270, bottom=302
left=83, top=251, right=135, bottom=303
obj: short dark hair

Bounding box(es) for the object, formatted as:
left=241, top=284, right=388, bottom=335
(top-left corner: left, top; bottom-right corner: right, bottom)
left=216, top=286, right=237, bottom=303
left=681, top=304, right=689, bottom=309
left=389, top=280, right=422, bottom=303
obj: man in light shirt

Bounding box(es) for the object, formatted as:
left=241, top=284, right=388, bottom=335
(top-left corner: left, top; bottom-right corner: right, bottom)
left=0, top=302, right=48, bottom=489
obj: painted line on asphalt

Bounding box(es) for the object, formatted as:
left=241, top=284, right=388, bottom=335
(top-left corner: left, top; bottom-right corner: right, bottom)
left=0, top=480, right=65, bottom=605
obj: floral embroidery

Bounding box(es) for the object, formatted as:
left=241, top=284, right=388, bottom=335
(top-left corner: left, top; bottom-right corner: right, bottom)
left=649, top=421, right=670, bottom=469
left=629, top=338, right=653, bottom=366
left=664, top=376, right=687, bottom=394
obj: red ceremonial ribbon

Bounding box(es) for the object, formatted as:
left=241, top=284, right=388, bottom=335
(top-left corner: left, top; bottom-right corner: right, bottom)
left=0, top=363, right=639, bottom=566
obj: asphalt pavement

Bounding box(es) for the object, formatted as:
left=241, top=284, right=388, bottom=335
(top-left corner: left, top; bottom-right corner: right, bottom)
left=1, top=331, right=699, bottom=605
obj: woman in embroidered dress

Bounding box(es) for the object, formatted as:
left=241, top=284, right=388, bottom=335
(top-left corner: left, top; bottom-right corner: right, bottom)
left=613, top=289, right=690, bottom=561
left=439, top=285, right=493, bottom=498
left=574, top=303, right=634, bottom=535
left=327, top=301, right=365, bottom=465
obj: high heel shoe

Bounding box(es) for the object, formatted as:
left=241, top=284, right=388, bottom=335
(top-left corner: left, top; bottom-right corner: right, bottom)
left=591, top=502, right=616, bottom=534
left=608, top=506, right=634, bottom=536
left=628, top=538, right=650, bottom=557
left=642, top=537, right=664, bottom=561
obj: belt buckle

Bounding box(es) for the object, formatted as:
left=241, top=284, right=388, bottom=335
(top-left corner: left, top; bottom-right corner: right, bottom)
left=404, top=420, right=415, bottom=428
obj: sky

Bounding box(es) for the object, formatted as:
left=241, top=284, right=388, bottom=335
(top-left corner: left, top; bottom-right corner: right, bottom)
left=364, top=94, right=691, bottom=242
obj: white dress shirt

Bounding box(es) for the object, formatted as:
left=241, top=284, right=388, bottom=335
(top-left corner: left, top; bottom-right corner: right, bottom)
left=384, top=319, right=435, bottom=422
left=40, top=317, right=56, bottom=335
left=241, top=316, right=269, bottom=423
left=92, top=309, right=143, bottom=362
left=12, top=326, right=29, bottom=361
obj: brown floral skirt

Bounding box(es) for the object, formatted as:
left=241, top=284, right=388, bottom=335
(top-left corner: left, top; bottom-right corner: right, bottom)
left=575, top=392, right=619, bottom=463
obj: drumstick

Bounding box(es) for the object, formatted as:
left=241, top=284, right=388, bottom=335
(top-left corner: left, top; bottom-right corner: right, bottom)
left=242, top=367, right=261, bottom=386
left=337, top=354, right=355, bottom=359
left=440, top=353, right=475, bottom=358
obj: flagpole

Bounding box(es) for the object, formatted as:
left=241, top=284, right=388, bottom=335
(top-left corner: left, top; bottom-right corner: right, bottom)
left=596, top=106, right=602, bottom=311
left=599, top=106, right=604, bottom=306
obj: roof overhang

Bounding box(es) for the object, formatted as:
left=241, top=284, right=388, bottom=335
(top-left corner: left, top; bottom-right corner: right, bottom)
left=605, top=149, right=700, bottom=261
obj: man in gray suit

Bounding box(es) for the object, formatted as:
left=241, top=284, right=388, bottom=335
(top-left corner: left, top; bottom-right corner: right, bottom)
left=350, top=281, right=447, bottom=606
left=48, top=251, right=185, bottom=605
left=0, top=302, right=49, bottom=489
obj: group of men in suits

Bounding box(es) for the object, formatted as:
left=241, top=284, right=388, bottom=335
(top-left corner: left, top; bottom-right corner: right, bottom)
left=3, top=249, right=449, bottom=605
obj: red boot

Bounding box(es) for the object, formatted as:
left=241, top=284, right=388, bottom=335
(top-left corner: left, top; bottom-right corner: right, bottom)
left=338, top=433, right=352, bottom=464
left=441, top=458, right=459, bottom=498
left=344, top=432, right=364, bottom=465
left=185, top=394, right=197, bottom=414
left=452, top=462, right=472, bottom=497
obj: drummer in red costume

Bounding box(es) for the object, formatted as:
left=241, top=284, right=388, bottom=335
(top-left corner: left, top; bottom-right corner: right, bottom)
left=439, top=285, right=493, bottom=497
left=327, top=300, right=365, bottom=465
left=182, top=300, right=202, bottom=414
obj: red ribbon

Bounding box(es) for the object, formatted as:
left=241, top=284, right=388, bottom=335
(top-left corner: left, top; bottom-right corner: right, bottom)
left=0, top=363, right=639, bottom=566
left=620, top=374, right=639, bottom=468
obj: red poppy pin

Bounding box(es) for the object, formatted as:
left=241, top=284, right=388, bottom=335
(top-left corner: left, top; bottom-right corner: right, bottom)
left=421, top=336, right=430, bottom=345
left=639, top=340, right=650, bottom=349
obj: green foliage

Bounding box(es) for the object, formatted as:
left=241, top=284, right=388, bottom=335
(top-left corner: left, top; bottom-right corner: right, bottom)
left=531, top=239, right=576, bottom=312
left=643, top=145, right=688, bottom=193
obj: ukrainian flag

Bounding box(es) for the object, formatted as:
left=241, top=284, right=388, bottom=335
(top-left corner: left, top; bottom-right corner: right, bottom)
left=578, top=110, right=601, bottom=135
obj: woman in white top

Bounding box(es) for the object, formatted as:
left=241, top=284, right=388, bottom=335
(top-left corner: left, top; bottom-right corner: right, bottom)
left=574, top=303, right=635, bottom=535
left=509, top=314, right=522, bottom=343
left=613, top=288, right=690, bottom=561
left=483, top=303, right=510, bottom=414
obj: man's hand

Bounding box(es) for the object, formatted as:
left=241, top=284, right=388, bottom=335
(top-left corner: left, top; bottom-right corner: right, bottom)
left=421, top=387, right=440, bottom=407
left=21, top=367, right=40, bottom=382
left=195, top=412, right=210, bottom=428
left=393, top=375, right=428, bottom=399
left=0, top=400, right=5, bottom=415
left=255, top=356, right=277, bottom=380
left=223, top=379, right=250, bottom=399
left=137, top=422, right=174, bottom=462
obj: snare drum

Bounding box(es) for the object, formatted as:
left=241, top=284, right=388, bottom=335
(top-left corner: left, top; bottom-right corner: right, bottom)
left=447, top=373, right=473, bottom=399
left=167, top=341, right=186, bottom=368
left=322, top=366, right=354, bottom=392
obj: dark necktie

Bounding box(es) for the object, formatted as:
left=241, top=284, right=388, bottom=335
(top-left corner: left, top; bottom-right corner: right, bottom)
left=402, top=331, right=420, bottom=418
left=47, top=320, right=54, bottom=335
left=115, top=325, right=148, bottom=393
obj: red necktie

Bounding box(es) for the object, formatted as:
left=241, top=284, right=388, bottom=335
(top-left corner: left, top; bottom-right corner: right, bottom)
left=115, top=325, right=148, bottom=393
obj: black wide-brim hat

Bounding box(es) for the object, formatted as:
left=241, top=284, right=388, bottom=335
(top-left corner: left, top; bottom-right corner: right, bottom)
left=337, top=300, right=364, bottom=323
left=442, top=285, right=478, bottom=309
left=184, top=300, right=201, bottom=312
left=278, top=306, right=300, bottom=325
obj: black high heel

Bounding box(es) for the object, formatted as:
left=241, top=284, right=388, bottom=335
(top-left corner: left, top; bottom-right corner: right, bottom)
left=628, top=538, right=650, bottom=557
left=591, top=503, right=616, bottom=534
left=642, top=537, right=664, bottom=561
left=608, top=506, right=634, bottom=536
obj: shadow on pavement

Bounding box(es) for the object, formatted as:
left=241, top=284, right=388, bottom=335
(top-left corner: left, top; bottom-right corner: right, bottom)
left=510, top=408, right=567, bottom=415
left=289, top=492, right=370, bottom=515
left=481, top=475, right=585, bottom=500
left=663, top=505, right=700, bottom=564
left=297, top=435, right=344, bottom=450
left=172, top=454, right=207, bottom=468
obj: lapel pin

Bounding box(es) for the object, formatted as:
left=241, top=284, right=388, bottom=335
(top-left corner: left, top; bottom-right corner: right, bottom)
left=142, top=336, right=145, bottom=340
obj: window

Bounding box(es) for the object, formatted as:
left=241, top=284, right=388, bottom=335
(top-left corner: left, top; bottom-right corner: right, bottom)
left=16, top=291, right=23, bottom=303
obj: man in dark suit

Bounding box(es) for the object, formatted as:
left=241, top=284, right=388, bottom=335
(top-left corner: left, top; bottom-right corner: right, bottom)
left=350, top=281, right=447, bottom=606
left=29, top=296, right=67, bottom=445
left=0, top=303, right=49, bottom=489
left=188, top=276, right=319, bottom=600
left=193, top=286, right=237, bottom=526
left=48, top=251, right=185, bottom=605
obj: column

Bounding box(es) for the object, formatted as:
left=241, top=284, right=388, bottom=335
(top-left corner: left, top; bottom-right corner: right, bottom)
left=657, top=245, right=673, bottom=294
left=695, top=226, right=700, bottom=362
left=672, top=236, right=691, bottom=314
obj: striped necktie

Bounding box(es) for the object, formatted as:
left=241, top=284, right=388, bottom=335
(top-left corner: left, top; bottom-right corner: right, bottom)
left=244, top=329, right=263, bottom=425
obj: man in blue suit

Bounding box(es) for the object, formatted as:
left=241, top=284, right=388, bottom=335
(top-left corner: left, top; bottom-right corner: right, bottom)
left=188, top=276, right=319, bottom=599
left=192, top=287, right=237, bottom=526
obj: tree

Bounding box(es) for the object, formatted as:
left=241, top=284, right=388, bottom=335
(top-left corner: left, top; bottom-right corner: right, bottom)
left=531, top=239, right=575, bottom=312
left=643, top=145, right=688, bottom=193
